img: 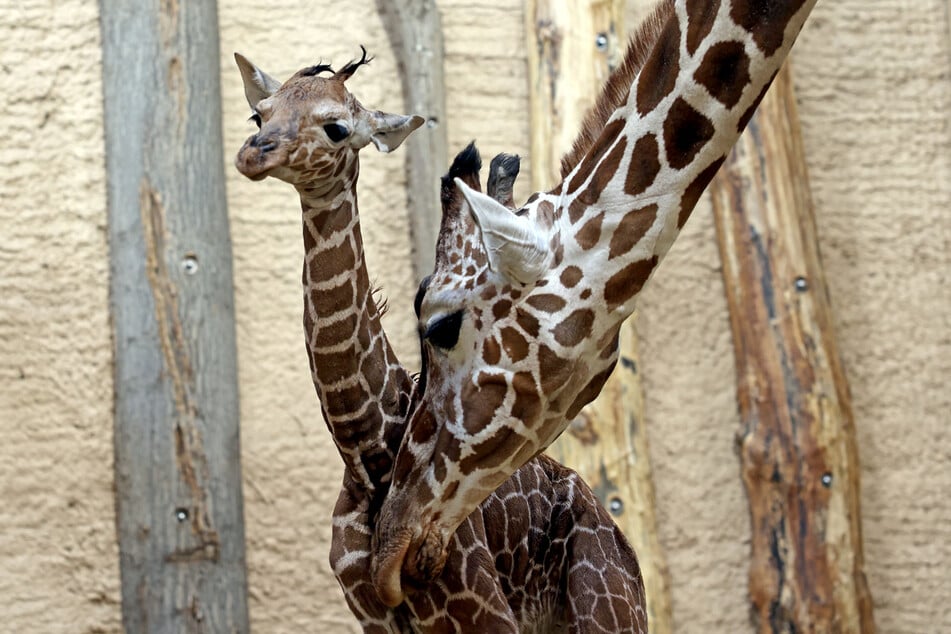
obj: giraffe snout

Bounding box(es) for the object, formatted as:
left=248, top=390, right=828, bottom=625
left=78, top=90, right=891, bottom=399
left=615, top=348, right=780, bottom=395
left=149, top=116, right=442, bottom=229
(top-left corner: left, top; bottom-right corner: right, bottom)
left=235, top=133, right=289, bottom=181
left=248, top=133, right=278, bottom=153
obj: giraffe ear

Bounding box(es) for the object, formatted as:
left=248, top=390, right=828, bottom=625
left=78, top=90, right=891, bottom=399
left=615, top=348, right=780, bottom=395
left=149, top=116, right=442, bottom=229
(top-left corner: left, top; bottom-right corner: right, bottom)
left=234, top=52, right=282, bottom=110
left=367, top=112, right=425, bottom=153
left=455, top=178, right=550, bottom=286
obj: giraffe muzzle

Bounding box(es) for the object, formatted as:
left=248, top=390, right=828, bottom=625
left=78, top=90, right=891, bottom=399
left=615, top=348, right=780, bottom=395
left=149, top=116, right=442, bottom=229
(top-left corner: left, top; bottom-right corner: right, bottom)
left=235, top=134, right=289, bottom=181
left=371, top=520, right=449, bottom=607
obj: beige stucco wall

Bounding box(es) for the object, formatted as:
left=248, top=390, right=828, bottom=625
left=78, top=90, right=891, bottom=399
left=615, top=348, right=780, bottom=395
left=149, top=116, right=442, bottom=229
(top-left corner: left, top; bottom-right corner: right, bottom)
left=0, top=1, right=947, bottom=633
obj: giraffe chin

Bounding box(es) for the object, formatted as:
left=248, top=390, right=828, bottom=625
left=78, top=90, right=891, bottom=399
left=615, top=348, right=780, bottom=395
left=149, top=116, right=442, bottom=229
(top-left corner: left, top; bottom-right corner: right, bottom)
left=371, top=523, right=448, bottom=608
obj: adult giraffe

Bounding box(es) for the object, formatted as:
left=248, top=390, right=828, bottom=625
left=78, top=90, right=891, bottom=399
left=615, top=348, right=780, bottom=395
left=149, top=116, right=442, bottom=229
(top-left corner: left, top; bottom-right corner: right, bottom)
left=234, top=51, right=646, bottom=632
left=372, top=0, right=820, bottom=605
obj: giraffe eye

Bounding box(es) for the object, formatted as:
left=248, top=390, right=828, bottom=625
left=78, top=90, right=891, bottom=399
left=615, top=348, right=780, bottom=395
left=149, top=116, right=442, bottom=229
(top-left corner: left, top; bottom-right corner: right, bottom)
left=424, top=310, right=464, bottom=350
left=249, top=112, right=262, bottom=129
left=323, top=122, right=350, bottom=143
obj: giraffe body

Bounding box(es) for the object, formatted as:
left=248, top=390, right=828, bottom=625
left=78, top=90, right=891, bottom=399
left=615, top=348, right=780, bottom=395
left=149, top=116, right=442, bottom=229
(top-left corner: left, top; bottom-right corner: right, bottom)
left=234, top=53, right=645, bottom=632
left=373, top=0, right=820, bottom=600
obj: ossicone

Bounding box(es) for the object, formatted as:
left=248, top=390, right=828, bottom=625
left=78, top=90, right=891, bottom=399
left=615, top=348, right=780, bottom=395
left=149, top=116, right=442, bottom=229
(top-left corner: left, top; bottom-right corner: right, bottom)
left=335, top=45, right=373, bottom=81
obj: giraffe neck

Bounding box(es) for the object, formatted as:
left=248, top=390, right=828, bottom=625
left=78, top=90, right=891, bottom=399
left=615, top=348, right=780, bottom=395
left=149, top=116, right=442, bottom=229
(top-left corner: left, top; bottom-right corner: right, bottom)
left=299, top=155, right=412, bottom=495
left=549, top=0, right=817, bottom=316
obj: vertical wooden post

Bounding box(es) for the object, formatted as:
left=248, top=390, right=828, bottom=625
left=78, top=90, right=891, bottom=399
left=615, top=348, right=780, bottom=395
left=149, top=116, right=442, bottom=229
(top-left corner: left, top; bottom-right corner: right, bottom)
left=375, top=0, right=448, bottom=281
left=525, top=2, right=673, bottom=631
left=99, top=0, right=250, bottom=631
left=710, top=64, right=875, bottom=633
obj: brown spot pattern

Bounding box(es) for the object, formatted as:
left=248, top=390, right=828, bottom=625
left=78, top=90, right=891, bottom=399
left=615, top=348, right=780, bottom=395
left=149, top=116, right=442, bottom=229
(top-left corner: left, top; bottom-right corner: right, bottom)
left=560, top=266, right=583, bottom=288
left=515, top=308, right=540, bottom=338
left=566, top=362, right=617, bottom=419
left=575, top=212, right=605, bottom=250
left=538, top=344, right=573, bottom=394
left=312, top=281, right=354, bottom=318
left=510, top=372, right=541, bottom=422
left=636, top=16, right=680, bottom=116
left=566, top=119, right=625, bottom=196
left=552, top=309, right=595, bottom=348
left=624, top=134, right=662, bottom=197
left=694, top=41, right=751, bottom=109
left=730, top=0, right=806, bottom=57
left=323, top=382, right=369, bottom=419
left=679, top=157, right=725, bottom=228
left=568, top=197, right=588, bottom=225
left=459, top=426, right=526, bottom=473
left=737, top=72, right=776, bottom=132
left=312, top=344, right=357, bottom=385
left=603, top=256, right=658, bottom=309
left=609, top=204, right=658, bottom=260
left=482, top=337, right=501, bottom=365
left=492, top=299, right=512, bottom=320
left=663, top=97, right=715, bottom=170
left=685, top=0, right=720, bottom=56
left=585, top=136, right=628, bottom=206
left=462, top=374, right=507, bottom=434
left=317, top=312, right=358, bottom=346
left=500, top=327, right=529, bottom=362
left=309, top=240, right=356, bottom=284
left=526, top=293, right=567, bottom=313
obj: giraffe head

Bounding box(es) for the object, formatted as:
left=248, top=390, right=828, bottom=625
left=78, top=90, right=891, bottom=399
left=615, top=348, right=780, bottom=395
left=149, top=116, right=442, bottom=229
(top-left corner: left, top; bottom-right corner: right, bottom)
left=371, top=142, right=631, bottom=606
left=234, top=48, right=423, bottom=190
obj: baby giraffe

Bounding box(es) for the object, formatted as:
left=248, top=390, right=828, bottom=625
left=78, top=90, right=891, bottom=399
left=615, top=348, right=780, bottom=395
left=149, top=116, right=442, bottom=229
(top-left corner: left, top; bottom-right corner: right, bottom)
left=234, top=51, right=645, bottom=632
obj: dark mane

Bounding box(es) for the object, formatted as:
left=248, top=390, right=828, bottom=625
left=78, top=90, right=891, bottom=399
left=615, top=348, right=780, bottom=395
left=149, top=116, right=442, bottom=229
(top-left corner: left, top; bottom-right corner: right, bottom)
left=559, top=0, right=675, bottom=178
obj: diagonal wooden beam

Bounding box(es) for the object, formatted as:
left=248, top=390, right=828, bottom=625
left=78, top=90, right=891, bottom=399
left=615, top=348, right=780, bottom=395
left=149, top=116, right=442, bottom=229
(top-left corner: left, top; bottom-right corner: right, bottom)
left=526, top=2, right=673, bottom=631
left=710, top=63, right=875, bottom=633
left=375, top=0, right=448, bottom=282
left=99, top=0, right=249, bottom=630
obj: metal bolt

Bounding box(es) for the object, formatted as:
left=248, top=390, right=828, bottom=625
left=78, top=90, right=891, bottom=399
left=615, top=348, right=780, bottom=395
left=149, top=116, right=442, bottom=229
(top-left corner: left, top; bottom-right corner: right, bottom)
left=609, top=497, right=624, bottom=516
left=426, top=117, right=439, bottom=129
left=821, top=473, right=833, bottom=488
left=794, top=276, right=808, bottom=292
left=182, top=254, right=199, bottom=275
left=595, top=32, right=609, bottom=51
left=175, top=507, right=189, bottom=522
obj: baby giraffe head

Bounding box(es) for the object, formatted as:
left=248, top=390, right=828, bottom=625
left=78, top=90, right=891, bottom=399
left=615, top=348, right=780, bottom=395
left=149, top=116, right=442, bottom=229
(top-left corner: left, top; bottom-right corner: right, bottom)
left=371, top=143, right=626, bottom=606
left=234, top=47, right=423, bottom=191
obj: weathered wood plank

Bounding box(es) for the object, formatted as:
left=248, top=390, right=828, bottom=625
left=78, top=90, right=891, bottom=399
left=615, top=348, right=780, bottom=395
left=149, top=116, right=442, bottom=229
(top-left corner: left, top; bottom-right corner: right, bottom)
left=710, top=64, right=875, bottom=633
left=99, top=0, right=249, bottom=631
left=375, top=0, right=448, bottom=281
left=526, top=2, right=673, bottom=631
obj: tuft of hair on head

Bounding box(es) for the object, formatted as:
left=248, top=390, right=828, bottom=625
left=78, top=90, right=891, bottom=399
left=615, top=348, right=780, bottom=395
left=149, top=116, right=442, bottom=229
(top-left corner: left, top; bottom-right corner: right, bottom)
left=559, top=0, right=675, bottom=178
left=440, top=141, right=483, bottom=208
left=335, top=45, right=374, bottom=81
left=299, top=62, right=334, bottom=77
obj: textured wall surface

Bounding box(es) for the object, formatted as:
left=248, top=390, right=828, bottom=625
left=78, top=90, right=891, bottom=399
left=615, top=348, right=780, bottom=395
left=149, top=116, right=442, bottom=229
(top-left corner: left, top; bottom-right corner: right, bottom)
left=0, top=1, right=121, bottom=632
left=0, top=1, right=947, bottom=632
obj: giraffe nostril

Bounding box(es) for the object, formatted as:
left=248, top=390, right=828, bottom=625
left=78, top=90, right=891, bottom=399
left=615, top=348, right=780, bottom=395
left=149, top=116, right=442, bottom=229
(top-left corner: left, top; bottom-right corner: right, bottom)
left=249, top=135, right=277, bottom=153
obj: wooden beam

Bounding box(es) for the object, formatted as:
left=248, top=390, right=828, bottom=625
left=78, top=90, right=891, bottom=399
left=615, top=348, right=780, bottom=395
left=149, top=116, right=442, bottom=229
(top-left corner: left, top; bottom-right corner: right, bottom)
left=526, top=2, right=673, bottom=631
left=99, top=0, right=249, bottom=630
left=375, top=0, right=448, bottom=281
left=709, top=64, right=875, bottom=633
